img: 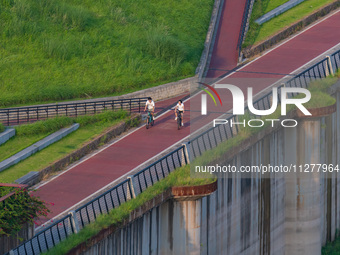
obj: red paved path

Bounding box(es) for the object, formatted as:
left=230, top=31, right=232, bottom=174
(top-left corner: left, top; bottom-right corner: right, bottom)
left=207, top=0, right=247, bottom=78
left=35, top=10, right=340, bottom=224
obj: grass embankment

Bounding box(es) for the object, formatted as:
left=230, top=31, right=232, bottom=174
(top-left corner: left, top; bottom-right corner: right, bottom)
left=0, top=0, right=213, bottom=107
left=193, top=74, right=339, bottom=171
left=44, top=165, right=214, bottom=255
left=0, top=123, right=4, bottom=133
left=0, top=111, right=131, bottom=183
left=243, top=0, right=336, bottom=48
left=0, top=117, right=74, bottom=162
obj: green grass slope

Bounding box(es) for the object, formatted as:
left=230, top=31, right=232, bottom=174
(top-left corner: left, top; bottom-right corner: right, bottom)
left=243, top=0, right=335, bottom=48
left=0, top=0, right=213, bottom=107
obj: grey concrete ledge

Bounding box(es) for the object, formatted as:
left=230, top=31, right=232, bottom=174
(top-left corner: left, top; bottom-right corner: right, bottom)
left=0, top=128, right=15, bottom=146
left=0, top=123, right=79, bottom=173
left=15, top=171, right=39, bottom=185
left=255, top=0, right=305, bottom=25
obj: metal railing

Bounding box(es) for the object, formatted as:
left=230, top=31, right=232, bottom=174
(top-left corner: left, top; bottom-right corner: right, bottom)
left=13, top=215, right=74, bottom=254
left=285, top=58, right=332, bottom=90
left=8, top=49, right=340, bottom=255
left=189, top=49, right=340, bottom=160
left=75, top=178, right=133, bottom=229
left=75, top=146, right=187, bottom=231
left=132, top=146, right=187, bottom=195
left=237, top=0, right=254, bottom=54
left=332, top=50, right=340, bottom=71
left=0, top=98, right=148, bottom=126
left=9, top=146, right=187, bottom=255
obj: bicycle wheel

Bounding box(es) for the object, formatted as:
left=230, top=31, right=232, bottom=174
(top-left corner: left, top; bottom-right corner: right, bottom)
left=177, top=117, right=181, bottom=130
left=146, top=118, right=149, bottom=129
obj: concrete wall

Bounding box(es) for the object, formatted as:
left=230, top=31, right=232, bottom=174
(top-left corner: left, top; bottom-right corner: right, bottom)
left=73, top=176, right=284, bottom=255
left=0, top=128, right=15, bottom=145
left=196, top=0, right=224, bottom=80
left=72, top=92, right=340, bottom=255
left=0, top=124, right=79, bottom=173
left=255, top=0, right=306, bottom=25
left=113, top=77, right=197, bottom=102
left=0, top=223, right=34, bottom=255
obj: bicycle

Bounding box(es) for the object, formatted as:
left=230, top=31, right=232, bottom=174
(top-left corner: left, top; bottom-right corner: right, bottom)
left=146, top=110, right=154, bottom=129
left=177, top=110, right=182, bottom=130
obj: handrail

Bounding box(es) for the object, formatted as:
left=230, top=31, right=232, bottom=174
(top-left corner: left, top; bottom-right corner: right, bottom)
left=0, top=97, right=148, bottom=126
left=237, top=0, right=254, bottom=55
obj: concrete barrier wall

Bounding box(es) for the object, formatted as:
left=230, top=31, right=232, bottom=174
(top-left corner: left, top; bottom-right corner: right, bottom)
left=0, top=128, right=15, bottom=146
left=255, top=0, right=305, bottom=25
left=113, top=77, right=198, bottom=102
left=72, top=91, right=340, bottom=254
left=0, top=124, right=79, bottom=172
left=0, top=223, right=34, bottom=255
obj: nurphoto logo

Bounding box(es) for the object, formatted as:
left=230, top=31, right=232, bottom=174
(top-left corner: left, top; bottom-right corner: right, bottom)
left=200, top=83, right=312, bottom=128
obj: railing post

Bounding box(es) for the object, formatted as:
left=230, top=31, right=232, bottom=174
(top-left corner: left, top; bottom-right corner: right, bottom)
left=278, top=83, right=285, bottom=103
left=326, top=55, right=334, bottom=76
left=127, top=175, right=136, bottom=199
left=182, top=143, right=190, bottom=164
left=68, top=210, right=80, bottom=234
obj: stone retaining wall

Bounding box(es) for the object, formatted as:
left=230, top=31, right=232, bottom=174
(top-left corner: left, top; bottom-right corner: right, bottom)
left=0, top=223, right=34, bottom=255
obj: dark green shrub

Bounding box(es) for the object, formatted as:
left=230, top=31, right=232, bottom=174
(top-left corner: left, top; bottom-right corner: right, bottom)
left=0, top=186, right=50, bottom=236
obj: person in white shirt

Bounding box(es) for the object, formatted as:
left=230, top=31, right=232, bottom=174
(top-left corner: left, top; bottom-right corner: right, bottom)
left=174, top=100, right=184, bottom=126
left=144, top=97, right=155, bottom=120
